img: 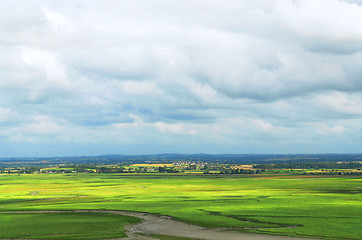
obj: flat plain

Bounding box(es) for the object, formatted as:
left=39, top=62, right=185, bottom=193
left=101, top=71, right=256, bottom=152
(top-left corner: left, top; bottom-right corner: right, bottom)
left=0, top=174, right=360, bottom=239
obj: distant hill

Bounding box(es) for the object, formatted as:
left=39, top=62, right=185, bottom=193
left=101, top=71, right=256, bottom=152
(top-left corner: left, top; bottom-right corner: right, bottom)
left=1, top=153, right=361, bottom=166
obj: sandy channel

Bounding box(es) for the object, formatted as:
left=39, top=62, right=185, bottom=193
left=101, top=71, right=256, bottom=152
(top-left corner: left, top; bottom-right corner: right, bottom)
left=1, top=210, right=318, bottom=240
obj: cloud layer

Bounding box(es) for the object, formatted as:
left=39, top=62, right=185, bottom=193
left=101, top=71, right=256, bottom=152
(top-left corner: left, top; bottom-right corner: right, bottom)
left=1, top=0, right=362, bottom=156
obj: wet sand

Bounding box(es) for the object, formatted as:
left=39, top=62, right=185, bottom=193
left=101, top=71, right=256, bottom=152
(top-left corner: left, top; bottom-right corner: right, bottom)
left=1, top=210, right=318, bottom=240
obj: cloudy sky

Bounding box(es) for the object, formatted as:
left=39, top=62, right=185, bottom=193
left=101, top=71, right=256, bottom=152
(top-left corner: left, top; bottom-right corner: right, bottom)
left=1, top=0, right=362, bottom=157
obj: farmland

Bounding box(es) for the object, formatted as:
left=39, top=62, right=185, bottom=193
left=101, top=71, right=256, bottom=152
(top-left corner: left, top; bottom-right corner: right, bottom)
left=0, top=173, right=361, bottom=239
left=2, top=159, right=361, bottom=175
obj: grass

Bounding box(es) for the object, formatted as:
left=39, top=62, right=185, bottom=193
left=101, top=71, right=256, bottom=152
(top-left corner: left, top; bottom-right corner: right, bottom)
left=0, top=174, right=361, bottom=239
left=0, top=212, right=140, bottom=239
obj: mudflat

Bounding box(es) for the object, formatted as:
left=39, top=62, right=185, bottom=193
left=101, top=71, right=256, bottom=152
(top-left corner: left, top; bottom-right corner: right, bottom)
left=119, top=210, right=317, bottom=240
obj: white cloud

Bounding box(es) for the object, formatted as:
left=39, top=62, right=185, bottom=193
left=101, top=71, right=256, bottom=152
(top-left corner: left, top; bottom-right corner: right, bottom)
left=274, top=0, right=362, bottom=53
left=0, top=107, right=11, bottom=122
left=317, top=124, right=346, bottom=136
left=0, top=0, right=362, bottom=155
left=315, top=92, right=362, bottom=116
left=121, top=81, right=163, bottom=96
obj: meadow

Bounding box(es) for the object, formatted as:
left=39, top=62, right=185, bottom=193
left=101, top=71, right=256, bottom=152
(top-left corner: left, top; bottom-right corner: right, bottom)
left=0, top=212, right=139, bottom=239
left=0, top=173, right=361, bottom=239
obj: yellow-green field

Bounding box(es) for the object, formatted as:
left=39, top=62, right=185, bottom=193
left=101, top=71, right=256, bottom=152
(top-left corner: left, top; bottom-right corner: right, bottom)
left=0, top=174, right=361, bottom=239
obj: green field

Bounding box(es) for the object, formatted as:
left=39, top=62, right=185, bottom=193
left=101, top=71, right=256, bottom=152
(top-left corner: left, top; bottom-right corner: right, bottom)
left=0, top=174, right=361, bottom=239
left=0, top=212, right=140, bottom=239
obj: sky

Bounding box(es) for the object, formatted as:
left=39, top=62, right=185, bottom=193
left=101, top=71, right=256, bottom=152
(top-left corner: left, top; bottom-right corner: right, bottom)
left=1, top=0, right=362, bottom=157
